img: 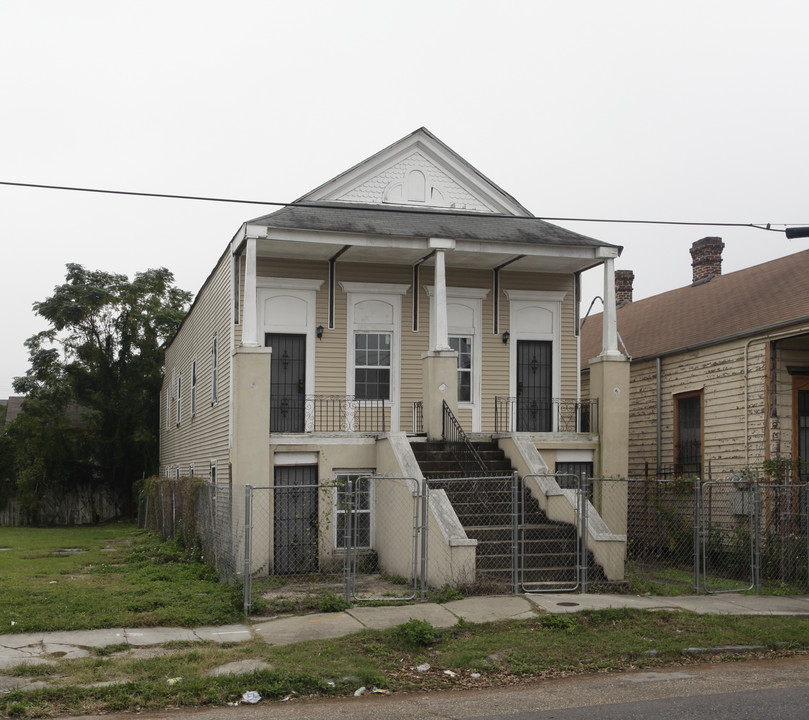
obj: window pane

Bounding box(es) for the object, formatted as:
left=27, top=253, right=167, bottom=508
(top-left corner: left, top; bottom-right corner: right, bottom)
left=459, top=372, right=471, bottom=402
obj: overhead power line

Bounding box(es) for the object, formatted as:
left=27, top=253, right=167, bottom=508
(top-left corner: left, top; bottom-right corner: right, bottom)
left=0, top=180, right=805, bottom=233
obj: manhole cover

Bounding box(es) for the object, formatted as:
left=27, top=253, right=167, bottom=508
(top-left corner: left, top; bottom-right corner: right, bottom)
left=557, top=602, right=580, bottom=607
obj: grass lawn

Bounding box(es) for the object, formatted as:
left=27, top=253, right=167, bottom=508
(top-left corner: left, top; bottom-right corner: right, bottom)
left=2, top=610, right=809, bottom=717
left=0, top=522, right=242, bottom=632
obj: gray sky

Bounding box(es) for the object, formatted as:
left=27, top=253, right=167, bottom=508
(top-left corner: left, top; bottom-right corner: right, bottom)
left=2, top=0, right=808, bottom=398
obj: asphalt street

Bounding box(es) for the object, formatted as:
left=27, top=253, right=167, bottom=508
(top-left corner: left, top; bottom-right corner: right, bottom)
left=60, top=654, right=809, bottom=720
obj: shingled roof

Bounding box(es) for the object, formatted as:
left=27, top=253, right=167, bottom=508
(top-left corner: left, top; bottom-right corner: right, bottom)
left=581, top=248, right=809, bottom=365
left=249, top=203, right=616, bottom=250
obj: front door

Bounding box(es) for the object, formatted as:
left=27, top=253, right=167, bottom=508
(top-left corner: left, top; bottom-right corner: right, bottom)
left=266, top=333, right=306, bottom=433
left=516, top=340, right=552, bottom=432
left=274, top=464, right=319, bottom=574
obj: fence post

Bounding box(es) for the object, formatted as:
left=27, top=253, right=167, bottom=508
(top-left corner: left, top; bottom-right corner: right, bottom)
left=581, top=473, right=589, bottom=593
left=243, top=485, right=253, bottom=615
left=343, top=478, right=353, bottom=604
left=753, top=480, right=761, bottom=594
left=420, top=478, right=428, bottom=600
left=693, top=476, right=701, bottom=594
left=511, top=471, right=519, bottom=594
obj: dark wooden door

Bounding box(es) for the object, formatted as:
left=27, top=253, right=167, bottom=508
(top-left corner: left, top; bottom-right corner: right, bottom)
left=266, top=333, right=306, bottom=433
left=274, top=464, right=318, bottom=574
left=516, top=340, right=552, bottom=432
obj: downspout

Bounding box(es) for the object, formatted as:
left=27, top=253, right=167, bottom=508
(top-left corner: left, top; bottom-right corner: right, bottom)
left=656, top=357, right=662, bottom=474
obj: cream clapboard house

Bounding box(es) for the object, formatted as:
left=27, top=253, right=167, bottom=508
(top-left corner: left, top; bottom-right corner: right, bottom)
left=160, top=128, right=629, bottom=584
left=582, top=238, right=809, bottom=481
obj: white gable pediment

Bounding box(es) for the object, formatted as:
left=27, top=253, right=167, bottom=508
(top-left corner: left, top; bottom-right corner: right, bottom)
left=296, top=128, right=530, bottom=216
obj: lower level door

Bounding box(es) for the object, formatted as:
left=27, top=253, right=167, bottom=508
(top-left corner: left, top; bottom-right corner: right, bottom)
left=274, top=464, right=318, bottom=574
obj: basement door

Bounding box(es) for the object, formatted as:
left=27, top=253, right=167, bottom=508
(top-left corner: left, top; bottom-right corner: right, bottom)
left=266, top=333, right=306, bottom=433
left=274, top=464, right=319, bottom=574
left=516, top=340, right=552, bottom=432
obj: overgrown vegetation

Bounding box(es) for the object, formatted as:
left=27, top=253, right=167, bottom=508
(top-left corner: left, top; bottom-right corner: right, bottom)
left=0, top=523, right=241, bottom=632
left=0, top=265, right=191, bottom=518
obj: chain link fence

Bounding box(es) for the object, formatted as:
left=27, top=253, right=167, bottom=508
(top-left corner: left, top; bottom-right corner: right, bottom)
left=141, top=473, right=809, bottom=612
left=138, top=478, right=240, bottom=583
left=243, top=476, right=423, bottom=613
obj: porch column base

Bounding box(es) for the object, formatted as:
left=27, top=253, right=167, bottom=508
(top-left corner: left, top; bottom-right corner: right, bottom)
left=589, top=353, right=629, bottom=535
left=421, top=350, right=459, bottom=441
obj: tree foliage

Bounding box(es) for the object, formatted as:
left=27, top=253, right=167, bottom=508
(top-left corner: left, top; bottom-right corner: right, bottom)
left=3, top=264, right=191, bottom=515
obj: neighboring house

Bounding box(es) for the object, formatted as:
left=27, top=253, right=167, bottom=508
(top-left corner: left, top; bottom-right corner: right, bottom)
left=160, top=128, right=630, bottom=584
left=2, top=397, right=23, bottom=427
left=581, top=237, right=809, bottom=481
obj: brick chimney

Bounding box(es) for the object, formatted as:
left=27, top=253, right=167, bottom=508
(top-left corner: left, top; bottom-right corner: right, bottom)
left=615, top=270, right=634, bottom=307
left=690, top=236, right=724, bottom=283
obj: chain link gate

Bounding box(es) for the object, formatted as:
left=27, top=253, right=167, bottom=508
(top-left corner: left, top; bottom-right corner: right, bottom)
left=242, top=477, right=424, bottom=613
left=425, top=474, right=517, bottom=594
left=701, top=479, right=758, bottom=593
left=341, top=476, right=422, bottom=603
left=520, top=473, right=586, bottom=593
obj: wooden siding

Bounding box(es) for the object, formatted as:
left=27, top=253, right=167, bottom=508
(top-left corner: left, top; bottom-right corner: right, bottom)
left=160, top=250, right=232, bottom=479
left=624, top=337, right=769, bottom=479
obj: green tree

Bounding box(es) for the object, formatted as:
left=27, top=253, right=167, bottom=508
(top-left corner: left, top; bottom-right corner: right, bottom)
left=8, top=264, right=191, bottom=514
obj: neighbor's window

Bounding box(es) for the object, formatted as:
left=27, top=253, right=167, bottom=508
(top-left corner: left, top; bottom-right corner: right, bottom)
left=334, top=473, right=373, bottom=549
left=354, top=333, right=391, bottom=401
left=675, top=391, right=702, bottom=477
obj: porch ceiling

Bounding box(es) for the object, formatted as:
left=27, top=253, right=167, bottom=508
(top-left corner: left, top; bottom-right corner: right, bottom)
left=252, top=233, right=610, bottom=274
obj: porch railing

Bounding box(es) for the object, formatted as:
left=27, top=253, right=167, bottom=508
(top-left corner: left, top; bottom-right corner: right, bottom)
left=412, top=401, right=424, bottom=434
left=271, top=395, right=387, bottom=433
left=494, top=397, right=598, bottom=433
left=442, top=400, right=488, bottom=475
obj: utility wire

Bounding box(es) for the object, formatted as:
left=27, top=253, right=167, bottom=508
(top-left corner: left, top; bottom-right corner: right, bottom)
left=0, top=180, right=803, bottom=232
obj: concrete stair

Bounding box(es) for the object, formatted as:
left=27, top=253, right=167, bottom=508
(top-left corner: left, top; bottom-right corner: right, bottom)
left=411, top=440, right=596, bottom=589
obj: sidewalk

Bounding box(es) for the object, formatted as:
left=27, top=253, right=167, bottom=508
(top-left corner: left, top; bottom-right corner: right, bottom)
left=2, top=593, right=808, bottom=671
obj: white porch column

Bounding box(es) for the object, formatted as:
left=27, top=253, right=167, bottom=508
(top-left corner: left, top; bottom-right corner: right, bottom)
left=241, top=237, right=259, bottom=347
left=433, top=249, right=451, bottom=351
left=600, top=256, right=621, bottom=358
left=428, top=238, right=455, bottom=351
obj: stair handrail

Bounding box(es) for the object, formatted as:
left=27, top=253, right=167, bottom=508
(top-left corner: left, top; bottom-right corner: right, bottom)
left=441, top=400, right=488, bottom=476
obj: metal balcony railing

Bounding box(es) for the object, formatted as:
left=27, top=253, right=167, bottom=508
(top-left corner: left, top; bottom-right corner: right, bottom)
left=270, top=395, right=387, bottom=433
left=494, top=397, right=598, bottom=433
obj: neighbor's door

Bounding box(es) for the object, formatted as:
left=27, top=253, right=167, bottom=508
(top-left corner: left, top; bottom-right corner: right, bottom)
left=516, top=340, right=552, bottom=432
left=274, top=464, right=319, bottom=574
left=793, top=377, right=809, bottom=531
left=266, top=333, right=306, bottom=433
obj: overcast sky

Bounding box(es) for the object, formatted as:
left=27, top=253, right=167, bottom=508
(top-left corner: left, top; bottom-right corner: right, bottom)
left=2, top=0, right=808, bottom=398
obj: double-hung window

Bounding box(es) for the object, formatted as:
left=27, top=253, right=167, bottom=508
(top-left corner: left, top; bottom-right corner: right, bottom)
left=176, top=375, right=182, bottom=427
left=190, top=359, right=197, bottom=417
left=354, top=332, right=391, bottom=401
left=449, top=335, right=472, bottom=403
left=334, top=473, right=373, bottom=549
left=211, top=334, right=219, bottom=405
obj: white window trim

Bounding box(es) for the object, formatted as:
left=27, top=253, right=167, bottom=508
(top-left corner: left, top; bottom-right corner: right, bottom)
left=333, top=470, right=375, bottom=551
left=209, top=460, right=217, bottom=482
left=504, top=289, right=566, bottom=432
left=342, top=282, right=409, bottom=432
left=425, top=286, right=488, bottom=431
